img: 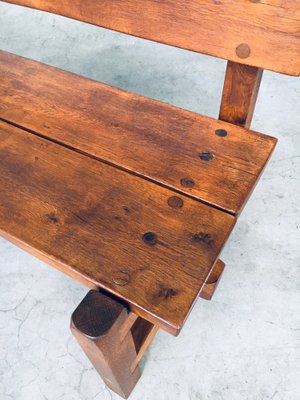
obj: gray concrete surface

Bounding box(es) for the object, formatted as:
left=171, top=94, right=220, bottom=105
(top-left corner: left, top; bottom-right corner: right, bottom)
left=0, top=3, right=300, bottom=400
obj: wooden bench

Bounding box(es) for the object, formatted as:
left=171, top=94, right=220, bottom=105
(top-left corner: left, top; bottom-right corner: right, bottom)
left=0, top=0, right=298, bottom=398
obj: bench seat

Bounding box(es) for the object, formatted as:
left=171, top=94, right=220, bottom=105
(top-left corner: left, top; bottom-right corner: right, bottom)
left=0, top=119, right=235, bottom=335
left=0, top=51, right=276, bottom=335
left=0, top=51, right=277, bottom=215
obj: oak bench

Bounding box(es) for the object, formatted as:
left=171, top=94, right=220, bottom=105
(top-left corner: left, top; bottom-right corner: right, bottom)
left=0, top=0, right=299, bottom=398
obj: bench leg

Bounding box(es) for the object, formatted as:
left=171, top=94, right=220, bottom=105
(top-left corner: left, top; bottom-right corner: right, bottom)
left=199, top=259, right=225, bottom=300
left=71, top=290, right=157, bottom=399
left=219, top=61, right=263, bottom=128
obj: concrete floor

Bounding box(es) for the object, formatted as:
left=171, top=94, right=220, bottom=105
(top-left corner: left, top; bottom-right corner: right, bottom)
left=0, top=3, right=300, bottom=400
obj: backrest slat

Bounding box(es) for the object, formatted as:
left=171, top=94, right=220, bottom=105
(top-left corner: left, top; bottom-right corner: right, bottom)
left=2, top=0, right=300, bottom=76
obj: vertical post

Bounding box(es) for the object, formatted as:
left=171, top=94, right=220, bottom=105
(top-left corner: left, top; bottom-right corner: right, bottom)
left=219, top=61, right=263, bottom=128
left=71, top=290, right=159, bottom=399
left=71, top=290, right=141, bottom=399
left=199, top=259, right=225, bottom=300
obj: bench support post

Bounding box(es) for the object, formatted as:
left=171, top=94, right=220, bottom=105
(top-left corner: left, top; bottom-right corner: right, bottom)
left=199, top=260, right=225, bottom=300
left=71, top=290, right=157, bottom=399
left=219, top=61, right=263, bottom=128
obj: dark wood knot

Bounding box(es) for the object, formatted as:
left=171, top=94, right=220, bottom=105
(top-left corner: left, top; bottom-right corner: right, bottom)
left=46, top=213, right=59, bottom=224
left=199, top=152, right=214, bottom=161
left=215, top=129, right=228, bottom=137
left=167, top=196, right=183, bottom=209
left=192, top=232, right=214, bottom=246
left=158, top=286, right=177, bottom=300
left=180, top=178, right=195, bottom=188
left=142, top=232, right=157, bottom=246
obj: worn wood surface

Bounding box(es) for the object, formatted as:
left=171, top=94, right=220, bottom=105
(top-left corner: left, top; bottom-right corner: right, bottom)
left=71, top=290, right=141, bottom=398
left=0, top=51, right=277, bottom=215
left=219, top=62, right=263, bottom=128
left=2, top=0, right=299, bottom=75
left=0, top=120, right=236, bottom=335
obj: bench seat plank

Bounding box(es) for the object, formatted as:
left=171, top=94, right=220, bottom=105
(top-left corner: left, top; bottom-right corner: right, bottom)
left=2, top=0, right=300, bottom=75
left=0, top=120, right=236, bottom=335
left=0, top=51, right=277, bottom=215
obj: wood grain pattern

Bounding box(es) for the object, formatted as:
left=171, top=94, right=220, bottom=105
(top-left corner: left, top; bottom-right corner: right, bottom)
left=0, top=51, right=277, bottom=215
left=71, top=290, right=141, bottom=398
left=2, top=0, right=300, bottom=75
left=219, top=62, right=263, bottom=128
left=0, top=120, right=236, bottom=335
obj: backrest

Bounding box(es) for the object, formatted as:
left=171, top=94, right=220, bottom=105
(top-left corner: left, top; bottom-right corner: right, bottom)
left=3, top=0, right=300, bottom=76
